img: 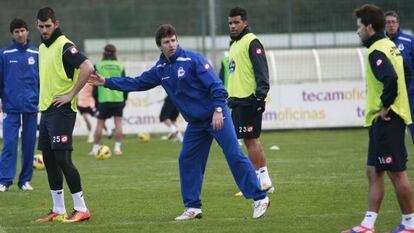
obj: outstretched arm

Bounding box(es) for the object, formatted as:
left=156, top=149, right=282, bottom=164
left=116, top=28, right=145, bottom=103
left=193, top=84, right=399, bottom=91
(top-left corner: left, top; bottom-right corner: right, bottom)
left=89, top=66, right=161, bottom=92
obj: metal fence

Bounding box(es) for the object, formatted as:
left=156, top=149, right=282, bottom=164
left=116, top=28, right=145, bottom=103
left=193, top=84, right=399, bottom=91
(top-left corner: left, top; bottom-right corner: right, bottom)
left=0, top=0, right=413, bottom=78
left=0, top=0, right=412, bottom=48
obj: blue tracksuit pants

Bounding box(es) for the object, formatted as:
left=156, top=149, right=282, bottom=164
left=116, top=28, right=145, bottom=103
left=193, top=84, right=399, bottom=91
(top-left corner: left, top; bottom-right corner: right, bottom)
left=0, top=112, right=37, bottom=187
left=179, top=107, right=266, bottom=208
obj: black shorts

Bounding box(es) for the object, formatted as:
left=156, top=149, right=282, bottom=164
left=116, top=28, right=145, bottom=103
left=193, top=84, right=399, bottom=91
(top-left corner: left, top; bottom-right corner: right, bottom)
left=231, top=104, right=263, bottom=139
left=77, top=106, right=96, bottom=116
left=159, top=97, right=179, bottom=122
left=38, top=104, right=76, bottom=151
left=367, top=110, right=408, bottom=172
left=97, top=103, right=125, bottom=119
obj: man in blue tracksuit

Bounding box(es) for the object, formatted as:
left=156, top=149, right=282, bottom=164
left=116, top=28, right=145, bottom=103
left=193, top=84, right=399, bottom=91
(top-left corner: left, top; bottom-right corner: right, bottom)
left=385, top=10, right=414, bottom=143
left=0, top=19, right=39, bottom=192
left=89, top=24, right=270, bottom=220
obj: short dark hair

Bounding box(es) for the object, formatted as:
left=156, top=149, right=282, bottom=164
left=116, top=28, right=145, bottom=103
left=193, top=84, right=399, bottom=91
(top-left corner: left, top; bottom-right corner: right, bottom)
left=36, top=7, right=56, bottom=22
left=155, top=24, right=177, bottom=46
left=103, top=44, right=117, bottom=60
left=9, top=18, right=28, bottom=33
left=385, top=10, right=399, bottom=22
left=354, top=4, right=385, bottom=33
left=229, top=7, right=247, bottom=21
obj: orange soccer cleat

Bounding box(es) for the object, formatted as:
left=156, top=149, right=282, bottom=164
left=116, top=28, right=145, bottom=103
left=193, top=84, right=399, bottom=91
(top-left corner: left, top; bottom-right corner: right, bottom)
left=36, top=210, right=67, bottom=223
left=62, top=210, right=91, bottom=223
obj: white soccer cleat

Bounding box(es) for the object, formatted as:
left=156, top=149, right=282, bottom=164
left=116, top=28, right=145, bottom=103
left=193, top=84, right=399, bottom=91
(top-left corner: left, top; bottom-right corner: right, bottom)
left=0, top=183, right=7, bottom=192
left=114, top=149, right=123, bottom=156
left=174, top=208, right=202, bottom=221
left=252, top=196, right=270, bottom=219
left=21, top=181, right=34, bottom=191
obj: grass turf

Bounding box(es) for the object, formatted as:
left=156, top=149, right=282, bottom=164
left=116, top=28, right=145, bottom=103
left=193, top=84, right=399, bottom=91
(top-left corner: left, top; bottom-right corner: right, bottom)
left=0, top=128, right=412, bottom=232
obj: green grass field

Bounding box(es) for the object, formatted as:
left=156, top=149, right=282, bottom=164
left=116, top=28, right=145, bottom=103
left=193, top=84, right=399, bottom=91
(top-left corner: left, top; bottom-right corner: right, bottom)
left=0, top=128, right=413, bottom=233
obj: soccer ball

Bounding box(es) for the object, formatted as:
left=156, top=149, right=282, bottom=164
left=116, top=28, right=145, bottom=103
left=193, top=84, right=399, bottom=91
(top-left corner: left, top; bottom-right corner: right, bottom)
left=33, top=154, right=45, bottom=170
left=138, top=132, right=151, bottom=143
left=95, top=145, right=112, bottom=160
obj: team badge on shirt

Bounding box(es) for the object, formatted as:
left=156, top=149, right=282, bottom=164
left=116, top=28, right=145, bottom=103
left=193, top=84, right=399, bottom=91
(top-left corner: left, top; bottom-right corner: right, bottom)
left=398, top=43, right=404, bottom=51
left=256, top=48, right=262, bottom=55
left=229, top=60, right=235, bottom=73
left=204, top=63, right=210, bottom=70
left=177, top=67, right=185, bottom=78
left=375, top=59, right=383, bottom=67
left=28, top=56, right=35, bottom=65
left=69, top=46, right=79, bottom=54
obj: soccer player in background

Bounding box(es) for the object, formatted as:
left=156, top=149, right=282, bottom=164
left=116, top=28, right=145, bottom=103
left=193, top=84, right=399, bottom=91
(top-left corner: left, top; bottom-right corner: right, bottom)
left=227, top=7, right=274, bottom=195
left=89, top=44, right=126, bottom=156
left=219, top=50, right=230, bottom=90
left=89, top=24, right=270, bottom=220
left=159, top=96, right=183, bottom=142
left=77, top=83, right=97, bottom=143
left=384, top=10, right=414, bottom=144
left=342, top=4, right=414, bottom=233
left=35, top=7, right=93, bottom=223
left=0, top=18, right=39, bottom=192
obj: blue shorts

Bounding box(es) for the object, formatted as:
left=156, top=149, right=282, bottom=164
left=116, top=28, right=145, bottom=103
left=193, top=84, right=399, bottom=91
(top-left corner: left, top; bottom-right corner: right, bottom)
left=367, top=110, right=408, bottom=172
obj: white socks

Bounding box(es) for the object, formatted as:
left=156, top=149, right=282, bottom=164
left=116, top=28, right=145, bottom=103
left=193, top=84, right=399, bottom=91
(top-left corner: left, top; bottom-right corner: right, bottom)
left=257, top=166, right=272, bottom=187
left=72, top=191, right=87, bottom=212
left=361, top=211, right=378, bottom=229
left=92, top=144, right=100, bottom=153
left=169, top=125, right=178, bottom=133
left=402, top=213, right=414, bottom=229
left=168, top=124, right=183, bottom=142
left=51, top=189, right=66, bottom=215
left=114, top=142, right=121, bottom=152
left=359, top=212, right=414, bottom=229
left=51, top=190, right=87, bottom=213
left=176, top=131, right=183, bottom=142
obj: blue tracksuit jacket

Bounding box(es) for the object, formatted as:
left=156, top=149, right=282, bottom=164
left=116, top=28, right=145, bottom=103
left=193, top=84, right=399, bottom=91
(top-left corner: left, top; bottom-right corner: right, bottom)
left=387, top=29, right=414, bottom=143
left=105, top=46, right=227, bottom=122
left=0, top=40, right=38, bottom=188
left=387, top=29, right=414, bottom=83
left=105, top=45, right=266, bottom=208
left=0, top=40, right=39, bottom=113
